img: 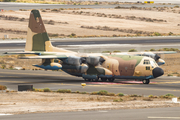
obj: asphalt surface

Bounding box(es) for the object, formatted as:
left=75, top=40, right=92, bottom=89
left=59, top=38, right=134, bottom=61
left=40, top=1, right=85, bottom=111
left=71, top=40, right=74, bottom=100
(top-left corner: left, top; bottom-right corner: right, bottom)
left=1, top=37, right=180, bottom=47
left=1, top=107, right=180, bottom=120
left=1, top=37, right=180, bottom=54
left=0, top=69, right=180, bottom=96
left=0, top=2, right=179, bottom=11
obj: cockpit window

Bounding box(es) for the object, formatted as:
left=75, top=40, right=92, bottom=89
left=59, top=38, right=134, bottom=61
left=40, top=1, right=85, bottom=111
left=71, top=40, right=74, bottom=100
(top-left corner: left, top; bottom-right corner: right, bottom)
left=143, top=60, right=150, bottom=64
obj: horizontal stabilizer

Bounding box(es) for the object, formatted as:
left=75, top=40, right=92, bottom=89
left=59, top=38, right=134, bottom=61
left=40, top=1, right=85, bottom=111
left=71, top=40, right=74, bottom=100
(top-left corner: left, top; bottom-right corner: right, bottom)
left=4, top=52, right=41, bottom=55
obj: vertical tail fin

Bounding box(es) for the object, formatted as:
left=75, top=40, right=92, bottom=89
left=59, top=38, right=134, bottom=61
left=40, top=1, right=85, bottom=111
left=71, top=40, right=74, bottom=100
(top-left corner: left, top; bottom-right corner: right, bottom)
left=25, top=10, right=49, bottom=51
left=25, top=10, right=75, bottom=53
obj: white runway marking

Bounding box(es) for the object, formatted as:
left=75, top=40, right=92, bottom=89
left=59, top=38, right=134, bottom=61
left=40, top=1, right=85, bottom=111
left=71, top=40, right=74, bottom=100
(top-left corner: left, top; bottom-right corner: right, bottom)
left=148, top=117, right=180, bottom=119
left=0, top=49, right=23, bottom=51
left=98, top=111, right=108, bottom=112
left=0, top=114, right=13, bottom=116
left=0, top=40, right=25, bottom=43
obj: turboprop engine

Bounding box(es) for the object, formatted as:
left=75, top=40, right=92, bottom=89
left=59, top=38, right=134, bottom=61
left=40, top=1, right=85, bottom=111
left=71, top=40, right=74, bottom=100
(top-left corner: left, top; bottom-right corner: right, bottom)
left=82, top=66, right=113, bottom=80
left=63, top=56, right=106, bottom=75
left=80, top=64, right=88, bottom=73
left=142, top=53, right=160, bottom=61
left=63, top=56, right=89, bottom=73
left=64, top=56, right=83, bottom=66
left=141, top=53, right=164, bottom=65
left=86, top=56, right=105, bottom=66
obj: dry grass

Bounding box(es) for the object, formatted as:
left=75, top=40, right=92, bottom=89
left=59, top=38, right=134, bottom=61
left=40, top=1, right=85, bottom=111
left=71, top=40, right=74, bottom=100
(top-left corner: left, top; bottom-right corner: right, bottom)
left=0, top=85, right=7, bottom=90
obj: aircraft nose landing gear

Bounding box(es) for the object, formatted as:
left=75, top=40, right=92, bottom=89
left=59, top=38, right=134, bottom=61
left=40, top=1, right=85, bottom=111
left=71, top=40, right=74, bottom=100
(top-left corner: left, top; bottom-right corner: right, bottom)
left=108, top=78, right=115, bottom=82
left=142, top=79, right=150, bottom=84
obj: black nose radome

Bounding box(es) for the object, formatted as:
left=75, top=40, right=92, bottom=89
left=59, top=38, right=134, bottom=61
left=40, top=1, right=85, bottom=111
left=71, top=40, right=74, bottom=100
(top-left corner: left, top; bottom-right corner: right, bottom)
left=153, top=67, right=164, bottom=78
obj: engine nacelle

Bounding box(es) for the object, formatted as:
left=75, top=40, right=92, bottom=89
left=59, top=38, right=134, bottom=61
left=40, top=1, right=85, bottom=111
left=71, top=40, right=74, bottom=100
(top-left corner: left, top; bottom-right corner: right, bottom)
left=80, top=64, right=88, bottom=73
left=64, top=56, right=82, bottom=66
left=96, top=67, right=112, bottom=75
left=142, top=53, right=160, bottom=61
left=33, top=63, right=62, bottom=70
left=86, top=56, right=105, bottom=66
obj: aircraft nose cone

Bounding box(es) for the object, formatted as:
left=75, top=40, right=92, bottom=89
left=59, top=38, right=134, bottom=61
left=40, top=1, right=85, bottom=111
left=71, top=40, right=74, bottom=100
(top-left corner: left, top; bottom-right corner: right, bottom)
left=153, top=67, right=164, bottom=78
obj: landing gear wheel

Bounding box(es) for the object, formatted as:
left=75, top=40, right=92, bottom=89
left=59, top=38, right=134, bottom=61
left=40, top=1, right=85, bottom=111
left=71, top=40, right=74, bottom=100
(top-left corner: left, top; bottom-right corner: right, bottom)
left=84, top=79, right=89, bottom=81
left=142, top=79, right=150, bottom=84
left=108, top=78, right=115, bottom=82
left=92, top=78, right=99, bottom=82
left=101, top=78, right=107, bottom=82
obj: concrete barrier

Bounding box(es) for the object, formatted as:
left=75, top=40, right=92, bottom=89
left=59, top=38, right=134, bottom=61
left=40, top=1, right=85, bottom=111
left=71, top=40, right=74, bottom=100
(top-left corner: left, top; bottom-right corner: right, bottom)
left=18, top=85, right=33, bottom=91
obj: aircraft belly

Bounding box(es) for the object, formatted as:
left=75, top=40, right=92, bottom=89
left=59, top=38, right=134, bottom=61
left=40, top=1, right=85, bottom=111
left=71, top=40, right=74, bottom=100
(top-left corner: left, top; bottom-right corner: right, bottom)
left=114, top=75, right=154, bottom=80
left=62, top=69, right=82, bottom=77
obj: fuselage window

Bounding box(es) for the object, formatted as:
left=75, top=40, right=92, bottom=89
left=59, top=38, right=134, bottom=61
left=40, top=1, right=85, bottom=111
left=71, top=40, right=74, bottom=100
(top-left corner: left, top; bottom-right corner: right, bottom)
left=143, top=60, right=150, bottom=64
left=146, top=66, right=150, bottom=70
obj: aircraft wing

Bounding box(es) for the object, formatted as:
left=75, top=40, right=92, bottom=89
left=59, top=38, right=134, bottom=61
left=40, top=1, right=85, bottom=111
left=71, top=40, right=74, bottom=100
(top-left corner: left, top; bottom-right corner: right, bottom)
left=4, top=51, right=68, bottom=59
left=20, top=55, right=67, bottom=59
left=150, top=51, right=177, bottom=54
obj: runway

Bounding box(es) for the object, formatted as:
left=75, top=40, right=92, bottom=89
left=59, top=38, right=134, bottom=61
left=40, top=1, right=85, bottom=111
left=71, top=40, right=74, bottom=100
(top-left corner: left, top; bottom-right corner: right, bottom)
left=0, top=69, right=180, bottom=96
left=0, top=2, right=179, bottom=11
left=1, top=37, right=180, bottom=54
left=1, top=107, right=180, bottom=120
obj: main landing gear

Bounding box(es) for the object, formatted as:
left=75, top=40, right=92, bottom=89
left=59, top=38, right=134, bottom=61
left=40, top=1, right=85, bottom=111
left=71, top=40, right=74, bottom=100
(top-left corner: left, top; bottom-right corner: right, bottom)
left=142, top=79, right=150, bottom=84
left=101, top=78, right=115, bottom=82
left=84, top=78, right=99, bottom=82
left=84, top=78, right=115, bottom=82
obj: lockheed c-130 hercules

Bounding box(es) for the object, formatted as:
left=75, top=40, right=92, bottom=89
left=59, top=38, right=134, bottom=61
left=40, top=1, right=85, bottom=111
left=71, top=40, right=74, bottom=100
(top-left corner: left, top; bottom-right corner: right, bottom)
left=5, top=10, right=164, bottom=84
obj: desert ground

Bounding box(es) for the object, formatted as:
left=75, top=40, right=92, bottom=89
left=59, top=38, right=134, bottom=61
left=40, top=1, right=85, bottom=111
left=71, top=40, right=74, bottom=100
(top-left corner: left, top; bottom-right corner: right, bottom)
left=1, top=6, right=180, bottom=38
left=0, top=91, right=179, bottom=114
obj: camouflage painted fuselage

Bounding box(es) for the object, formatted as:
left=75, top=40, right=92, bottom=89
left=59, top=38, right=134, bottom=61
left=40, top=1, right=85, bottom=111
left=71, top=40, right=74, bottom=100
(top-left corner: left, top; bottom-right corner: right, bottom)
left=59, top=53, right=159, bottom=80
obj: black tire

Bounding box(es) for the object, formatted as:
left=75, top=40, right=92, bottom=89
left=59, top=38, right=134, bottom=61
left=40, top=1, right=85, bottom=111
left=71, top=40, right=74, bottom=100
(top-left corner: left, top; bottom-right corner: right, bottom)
left=95, top=77, right=99, bottom=82
left=101, top=78, right=107, bottom=82
left=143, top=79, right=150, bottom=84
left=92, top=78, right=99, bottom=82
left=108, top=78, right=115, bottom=82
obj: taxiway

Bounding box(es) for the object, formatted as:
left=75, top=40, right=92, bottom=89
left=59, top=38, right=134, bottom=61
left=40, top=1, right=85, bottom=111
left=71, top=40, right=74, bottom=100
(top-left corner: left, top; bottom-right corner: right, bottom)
left=0, top=69, right=180, bottom=96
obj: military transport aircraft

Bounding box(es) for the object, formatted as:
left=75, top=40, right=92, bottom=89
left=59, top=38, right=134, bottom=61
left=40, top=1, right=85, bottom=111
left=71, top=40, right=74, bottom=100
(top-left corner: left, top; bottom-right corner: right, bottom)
left=5, top=10, right=164, bottom=84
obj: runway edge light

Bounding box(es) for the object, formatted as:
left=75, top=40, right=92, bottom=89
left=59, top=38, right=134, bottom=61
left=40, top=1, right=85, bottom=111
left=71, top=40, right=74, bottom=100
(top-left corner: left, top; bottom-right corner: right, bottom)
left=81, top=83, right=86, bottom=88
